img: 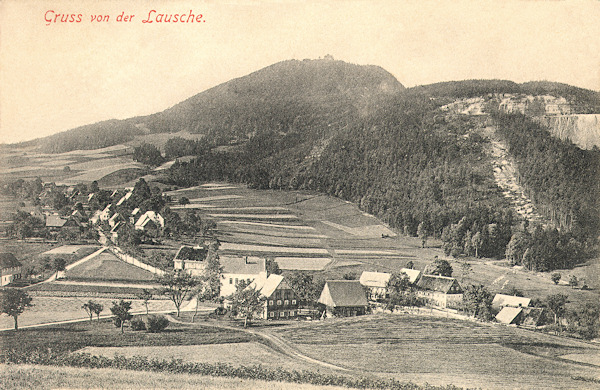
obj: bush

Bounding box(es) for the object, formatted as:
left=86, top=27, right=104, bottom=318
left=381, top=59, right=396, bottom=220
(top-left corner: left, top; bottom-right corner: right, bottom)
left=131, top=317, right=146, bottom=331
left=113, top=317, right=122, bottom=328
left=146, top=315, right=169, bottom=333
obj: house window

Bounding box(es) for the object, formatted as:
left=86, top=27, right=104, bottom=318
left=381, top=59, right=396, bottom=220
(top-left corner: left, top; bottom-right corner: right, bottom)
left=291, top=299, right=296, bottom=305
left=270, top=312, right=275, bottom=318
left=229, top=278, right=233, bottom=285
left=284, top=300, right=289, bottom=306
left=235, top=278, right=238, bottom=285
left=269, top=300, right=274, bottom=306
left=290, top=311, right=295, bottom=317
left=277, top=300, right=282, bottom=306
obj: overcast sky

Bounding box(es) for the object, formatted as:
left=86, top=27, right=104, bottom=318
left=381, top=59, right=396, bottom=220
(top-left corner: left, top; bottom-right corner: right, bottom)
left=1, top=0, right=598, bottom=144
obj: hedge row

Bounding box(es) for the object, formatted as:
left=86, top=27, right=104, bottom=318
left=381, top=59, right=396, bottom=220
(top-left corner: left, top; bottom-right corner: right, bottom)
left=0, top=349, right=464, bottom=390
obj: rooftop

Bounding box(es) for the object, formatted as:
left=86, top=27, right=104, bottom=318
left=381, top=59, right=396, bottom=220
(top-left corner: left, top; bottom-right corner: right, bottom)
left=0, top=253, right=22, bottom=269
left=221, top=256, right=266, bottom=275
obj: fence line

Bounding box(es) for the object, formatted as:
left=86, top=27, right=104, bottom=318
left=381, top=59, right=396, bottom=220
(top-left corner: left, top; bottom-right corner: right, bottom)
left=108, top=247, right=165, bottom=276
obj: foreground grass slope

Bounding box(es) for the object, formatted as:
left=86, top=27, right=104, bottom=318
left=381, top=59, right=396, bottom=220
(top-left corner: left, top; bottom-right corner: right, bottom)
left=0, top=365, right=356, bottom=390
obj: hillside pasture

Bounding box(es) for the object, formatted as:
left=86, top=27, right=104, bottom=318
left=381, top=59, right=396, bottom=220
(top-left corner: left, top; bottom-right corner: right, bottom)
left=273, top=315, right=600, bottom=390
left=57, top=162, right=144, bottom=185
left=80, top=342, right=303, bottom=371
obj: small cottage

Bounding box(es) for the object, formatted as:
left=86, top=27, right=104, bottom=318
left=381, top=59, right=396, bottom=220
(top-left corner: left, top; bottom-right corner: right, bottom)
left=492, top=294, right=531, bottom=310
left=173, top=245, right=209, bottom=276
left=415, top=275, right=463, bottom=308
left=134, top=211, right=165, bottom=235
left=359, top=271, right=391, bottom=300
left=0, top=253, right=23, bottom=286
left=318, top=280, right=368, bottom=317
left=496, top=306, right=524, bottom=325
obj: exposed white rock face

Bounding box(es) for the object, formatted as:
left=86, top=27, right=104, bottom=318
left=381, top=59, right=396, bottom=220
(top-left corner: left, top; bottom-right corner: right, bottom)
left=540, top=114, right=600, bottom=149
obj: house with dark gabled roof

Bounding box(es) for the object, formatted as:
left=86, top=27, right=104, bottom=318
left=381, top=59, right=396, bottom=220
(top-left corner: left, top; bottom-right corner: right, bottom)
left=0, top=253, right=23, bottom=286
left=415, top=274, right=463, bottom=308
left=318, top=280, right=368, bottom=317
left=249, top=274, right=299, bottom=320
left=46, top=214, right=67, bottom=229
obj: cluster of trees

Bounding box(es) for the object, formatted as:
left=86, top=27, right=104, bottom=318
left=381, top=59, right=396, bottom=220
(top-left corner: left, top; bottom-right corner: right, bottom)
left=441, top=211, right=514, bottom=259
left=164, top=137, right=207, bottom=159
left=506, top=226, right=585, bottom=271
left=6, top=211, right=45, bottom=239
left=133, top=143, right=165, bottom=167
left=0, top=177, right=43, bottom=200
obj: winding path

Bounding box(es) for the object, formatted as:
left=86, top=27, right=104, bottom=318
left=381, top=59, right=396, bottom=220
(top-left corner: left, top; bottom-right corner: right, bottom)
left=164, top=314, right=350, bottom=372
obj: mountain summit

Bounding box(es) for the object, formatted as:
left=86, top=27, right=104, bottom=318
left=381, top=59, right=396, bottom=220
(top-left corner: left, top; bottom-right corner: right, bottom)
left=33, top=58, right=404, bottom=153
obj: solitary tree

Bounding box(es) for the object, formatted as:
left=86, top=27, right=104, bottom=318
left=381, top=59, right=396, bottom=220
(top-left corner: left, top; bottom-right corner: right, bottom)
left=387, top=272, right=411, bottom=295
left=459, top=261, right=472, bottom=283
left=426, top=258, right=453, bottom=277
left=53, top=257, right=66, bottom=273
left=0, top=289, right=33, bottom=330
left=265, top=258, right=282, bottom=276
left=405, top=260, right=414, bottom=269
left=461, top=285, right=493, bottom=320
left=568, top=275, right=578, bottom=289
left=287, top=272, right=324, bottom=307
left=229, top=281, right=266, bottom=328
left=551, top=272, right=562, bottom=285
left=110, top=300, right=133, bottom=333
left=136, top=289, right=153, bottom=315
left=156, top=271, right=201, bottom=317
left=546, top=294, right=567, bottom=329
left=417, top=221, right=429, bottom=248
left=471, top=232, right=483, bottom=258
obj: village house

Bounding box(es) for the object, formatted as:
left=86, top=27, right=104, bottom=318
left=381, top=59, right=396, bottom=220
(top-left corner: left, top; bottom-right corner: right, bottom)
left=99, top=204, right=115, bottom=222
left=359, top=271, right=390, bottom=300
left=220, top=256, right=266, bottom=298
left=45, top=214, right=67, bottom=230
left=108, top=212, right=123, bottom=228
left=359, top=268, right=422, bottom=301
left=318, top=280, right=369, bottom=317
left=116, top=190, right=132, bottom=206
left=0, top=253, right=23, bottom=286
left=415, top=274, right=463, bottom=308
left=491, top=293, right=531, bottom=310
left=495, top=306, right=525, bottom=325
left=134, top=211, right=165, bottom=235
left=250, top=274, right=299, bottom=320
left=173, top=245, right=209, bottom=276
